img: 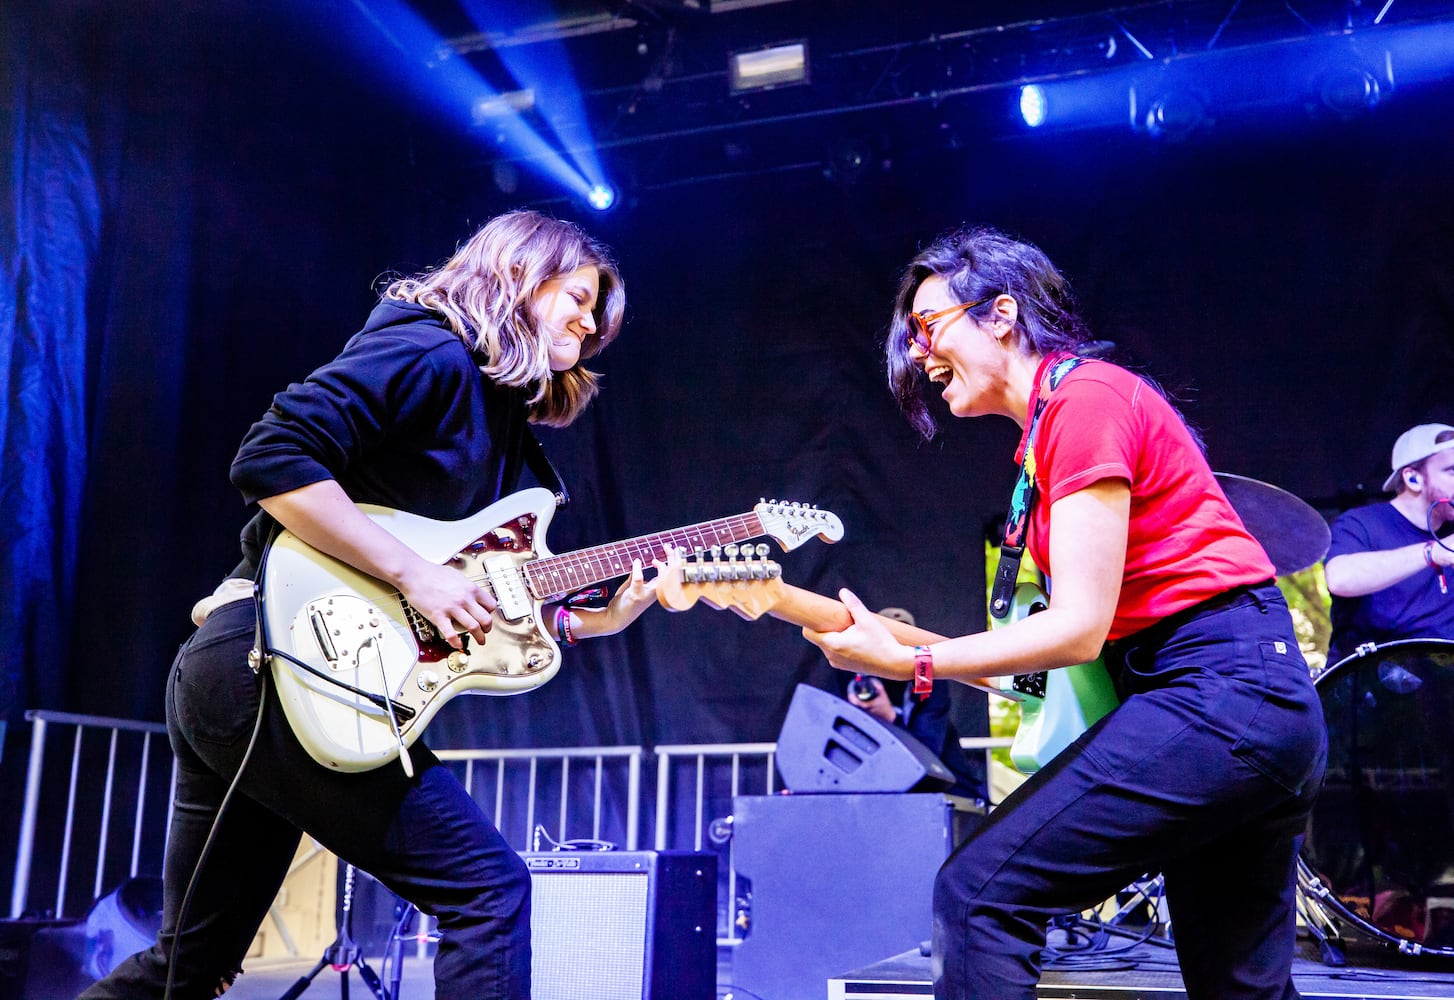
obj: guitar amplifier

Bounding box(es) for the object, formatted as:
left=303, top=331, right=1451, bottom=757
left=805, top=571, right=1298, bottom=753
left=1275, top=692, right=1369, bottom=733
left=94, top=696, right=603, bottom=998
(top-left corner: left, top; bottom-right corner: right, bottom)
left=522, top=850, right=717, bottom=1000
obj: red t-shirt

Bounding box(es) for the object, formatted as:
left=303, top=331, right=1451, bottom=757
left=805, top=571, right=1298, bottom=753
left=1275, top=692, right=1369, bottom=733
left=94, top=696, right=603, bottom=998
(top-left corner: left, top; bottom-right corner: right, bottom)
left=1015, top=358, right=1274, bottom=640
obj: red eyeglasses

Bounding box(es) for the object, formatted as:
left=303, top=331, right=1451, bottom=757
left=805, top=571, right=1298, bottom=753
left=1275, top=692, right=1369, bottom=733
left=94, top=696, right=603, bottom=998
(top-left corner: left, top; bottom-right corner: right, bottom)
left=907, top=293, right=999, bottom=354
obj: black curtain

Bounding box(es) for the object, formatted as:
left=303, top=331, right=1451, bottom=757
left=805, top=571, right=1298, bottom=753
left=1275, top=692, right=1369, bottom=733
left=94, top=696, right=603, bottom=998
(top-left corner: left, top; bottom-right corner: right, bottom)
left=4, top=0, right=1452, bottom=780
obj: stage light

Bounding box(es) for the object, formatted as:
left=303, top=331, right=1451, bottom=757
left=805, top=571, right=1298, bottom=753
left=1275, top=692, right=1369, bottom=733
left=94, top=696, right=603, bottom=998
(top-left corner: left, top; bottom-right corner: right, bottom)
left=729, top=41, right=809, bottom=94
left=586, top=183, right=617, bottom=212
left=1019, top=85, right=1047, bottom=127
left=1314, top=64, right=1383, bottom=116
left=471, top=88, right=535, bottom=124
left=1137, top=90, right=1207, bottom=140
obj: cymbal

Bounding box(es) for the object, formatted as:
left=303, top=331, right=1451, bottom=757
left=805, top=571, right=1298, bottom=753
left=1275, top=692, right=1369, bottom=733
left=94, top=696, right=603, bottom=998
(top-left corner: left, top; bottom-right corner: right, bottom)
left=1215, top=473, right=1330, bottom=577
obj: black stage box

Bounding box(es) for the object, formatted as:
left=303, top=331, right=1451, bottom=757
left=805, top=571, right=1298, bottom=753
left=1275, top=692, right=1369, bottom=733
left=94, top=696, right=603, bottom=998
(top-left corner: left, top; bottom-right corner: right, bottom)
left=522, top=850, right=717, bottom=1000
left=729, top=793, right=981, bottom=1000
left=0, top=919, right=89, bottom=1000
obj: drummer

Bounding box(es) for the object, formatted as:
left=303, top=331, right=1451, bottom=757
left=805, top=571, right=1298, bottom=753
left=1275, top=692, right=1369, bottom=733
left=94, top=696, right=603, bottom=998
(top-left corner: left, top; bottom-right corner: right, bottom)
left=1324, top=423, right=1454, bottom=662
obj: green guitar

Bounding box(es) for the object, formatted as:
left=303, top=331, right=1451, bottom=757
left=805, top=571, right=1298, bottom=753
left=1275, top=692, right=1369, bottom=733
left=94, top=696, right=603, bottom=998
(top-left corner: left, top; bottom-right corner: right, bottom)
left=989, top=581, right=1120, bottom=774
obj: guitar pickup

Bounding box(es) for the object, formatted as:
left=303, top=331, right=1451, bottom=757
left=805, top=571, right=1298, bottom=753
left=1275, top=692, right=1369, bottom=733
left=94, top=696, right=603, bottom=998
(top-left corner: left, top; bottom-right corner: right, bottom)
left=483, top=555, right=532, bottom=621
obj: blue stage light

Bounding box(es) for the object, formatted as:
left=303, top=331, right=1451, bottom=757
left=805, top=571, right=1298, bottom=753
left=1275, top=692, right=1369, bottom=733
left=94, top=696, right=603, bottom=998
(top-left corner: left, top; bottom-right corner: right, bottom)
left=586, top=184, right=617, bottom=212
left=1019, top=85, right=1047, bottom=127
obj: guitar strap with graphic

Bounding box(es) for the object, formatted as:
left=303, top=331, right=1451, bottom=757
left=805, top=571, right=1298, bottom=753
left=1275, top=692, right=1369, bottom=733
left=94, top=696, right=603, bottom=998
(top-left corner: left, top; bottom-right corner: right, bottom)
left=986, top=354, right=1086, bottom=701
left=989, top=354, right=1087, bottom=623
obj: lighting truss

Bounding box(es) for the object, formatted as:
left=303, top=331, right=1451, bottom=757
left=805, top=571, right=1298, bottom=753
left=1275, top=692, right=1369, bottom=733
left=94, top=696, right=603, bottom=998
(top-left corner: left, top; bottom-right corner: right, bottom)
left=438, top=0, right=1454, bottom=185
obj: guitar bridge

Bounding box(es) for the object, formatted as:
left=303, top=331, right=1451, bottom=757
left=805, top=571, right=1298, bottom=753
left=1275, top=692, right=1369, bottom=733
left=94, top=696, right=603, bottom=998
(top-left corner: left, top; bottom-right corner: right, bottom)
left=399, top=597, right=439, bottom=642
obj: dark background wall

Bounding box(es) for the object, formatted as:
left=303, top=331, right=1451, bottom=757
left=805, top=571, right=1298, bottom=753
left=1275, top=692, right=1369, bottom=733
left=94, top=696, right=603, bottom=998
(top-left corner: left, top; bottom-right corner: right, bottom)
left=3, top=0, right=1451, bottom=792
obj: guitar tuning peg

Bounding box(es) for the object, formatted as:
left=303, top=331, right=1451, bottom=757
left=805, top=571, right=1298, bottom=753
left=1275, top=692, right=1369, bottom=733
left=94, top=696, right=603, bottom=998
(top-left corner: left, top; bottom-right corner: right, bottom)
left=724, top=543, right=739, bottom=558
left=754, top=543, right=769, bottom=557
left=709, top=545, right=722, bottom=561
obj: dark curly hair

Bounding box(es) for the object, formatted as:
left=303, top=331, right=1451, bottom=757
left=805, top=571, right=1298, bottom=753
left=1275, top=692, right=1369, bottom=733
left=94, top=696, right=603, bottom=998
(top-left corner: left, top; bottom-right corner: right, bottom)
left=886, top=227, right=1092, bottom=439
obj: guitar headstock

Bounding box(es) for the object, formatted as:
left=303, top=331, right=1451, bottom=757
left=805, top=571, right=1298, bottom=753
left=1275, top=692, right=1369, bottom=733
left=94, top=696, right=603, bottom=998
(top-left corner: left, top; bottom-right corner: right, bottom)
left=754, top=499, right=845, bottom=551
left=658, top=544, right=787, bottom=621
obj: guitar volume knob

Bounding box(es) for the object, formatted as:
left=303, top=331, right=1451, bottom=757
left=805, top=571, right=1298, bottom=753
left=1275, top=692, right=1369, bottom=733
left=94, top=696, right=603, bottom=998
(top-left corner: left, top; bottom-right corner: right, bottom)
left=417, top=670, right=440, bottom=692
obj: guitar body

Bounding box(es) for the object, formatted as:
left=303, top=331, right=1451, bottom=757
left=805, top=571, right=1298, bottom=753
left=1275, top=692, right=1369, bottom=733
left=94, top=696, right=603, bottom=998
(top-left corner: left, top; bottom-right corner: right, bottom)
left=992, top=582, right=1120, bottom=774
left=263, top=489, right=564, bottom=772
left=260, top=488, right=844, bottom=772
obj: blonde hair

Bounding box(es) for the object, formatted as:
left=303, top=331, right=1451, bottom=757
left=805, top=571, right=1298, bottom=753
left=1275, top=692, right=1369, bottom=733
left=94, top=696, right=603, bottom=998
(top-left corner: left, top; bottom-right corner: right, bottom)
left=383, top=210, right=625, bottom=427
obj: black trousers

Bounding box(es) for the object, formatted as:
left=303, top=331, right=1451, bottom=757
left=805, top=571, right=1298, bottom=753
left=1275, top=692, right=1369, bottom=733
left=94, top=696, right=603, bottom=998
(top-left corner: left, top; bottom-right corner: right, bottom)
left=79, top=597, right=532, bottom=999
left=932, top=585, right=1328, bottom=999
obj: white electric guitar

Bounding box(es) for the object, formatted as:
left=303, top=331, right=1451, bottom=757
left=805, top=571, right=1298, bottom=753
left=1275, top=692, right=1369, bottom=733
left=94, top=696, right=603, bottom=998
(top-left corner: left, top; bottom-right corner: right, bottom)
left=260, top=487, right=844, bottom=772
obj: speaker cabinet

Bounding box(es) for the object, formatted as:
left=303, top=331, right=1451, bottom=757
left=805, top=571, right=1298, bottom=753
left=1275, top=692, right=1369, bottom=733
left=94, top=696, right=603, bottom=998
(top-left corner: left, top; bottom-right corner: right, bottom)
left=522, top=850, right=717, bottom=1000
left=729, top=793, right=981, bottom=1000
left=775, top=683, right=954, bottom=792
left=0, top=919, right=90, bottom=1000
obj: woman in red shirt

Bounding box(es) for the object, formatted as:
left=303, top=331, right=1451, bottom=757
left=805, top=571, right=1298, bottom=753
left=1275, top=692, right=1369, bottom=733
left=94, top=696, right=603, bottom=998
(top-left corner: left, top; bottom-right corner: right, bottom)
left=805, top=226, right=1326, bottom=1000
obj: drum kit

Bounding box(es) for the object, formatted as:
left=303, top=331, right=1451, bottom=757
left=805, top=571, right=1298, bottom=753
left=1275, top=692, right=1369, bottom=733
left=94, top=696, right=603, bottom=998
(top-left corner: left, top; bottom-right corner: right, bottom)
left=1217, top=473, right=1454, bottom=962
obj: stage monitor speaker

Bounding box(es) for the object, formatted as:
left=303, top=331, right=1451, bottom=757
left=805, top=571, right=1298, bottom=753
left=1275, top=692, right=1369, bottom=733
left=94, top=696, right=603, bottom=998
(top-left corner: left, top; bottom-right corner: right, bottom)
left=730, top=793, right=982, bottom=1000
left=522, top=850, right=716, bottom=1000
left=775, top=683, right=954, bottom=792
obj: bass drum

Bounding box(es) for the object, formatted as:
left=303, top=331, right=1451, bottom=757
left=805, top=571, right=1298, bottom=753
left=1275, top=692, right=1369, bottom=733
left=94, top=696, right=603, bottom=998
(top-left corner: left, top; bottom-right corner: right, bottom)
left=1299, top=638, right=1454, bottom=955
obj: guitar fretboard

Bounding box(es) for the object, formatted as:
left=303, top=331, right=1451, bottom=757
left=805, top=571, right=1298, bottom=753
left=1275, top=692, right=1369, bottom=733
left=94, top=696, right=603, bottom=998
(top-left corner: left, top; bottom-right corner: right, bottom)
left=525, top=513, right=768, bottom=599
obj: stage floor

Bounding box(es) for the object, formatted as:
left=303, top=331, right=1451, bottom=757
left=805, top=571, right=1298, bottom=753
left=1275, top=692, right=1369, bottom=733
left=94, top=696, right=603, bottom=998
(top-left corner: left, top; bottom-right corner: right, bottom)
left=830, top=937, right=1454, bottom=1000
left=206, top=937, right=1454, bottom=1000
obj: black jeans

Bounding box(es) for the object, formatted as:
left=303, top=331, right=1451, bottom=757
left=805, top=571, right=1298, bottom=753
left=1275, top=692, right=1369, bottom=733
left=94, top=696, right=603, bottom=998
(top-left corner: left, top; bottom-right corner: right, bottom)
left=79, top=598, right=532, bottom=999
left=932, top=585, right=1328, bottom=999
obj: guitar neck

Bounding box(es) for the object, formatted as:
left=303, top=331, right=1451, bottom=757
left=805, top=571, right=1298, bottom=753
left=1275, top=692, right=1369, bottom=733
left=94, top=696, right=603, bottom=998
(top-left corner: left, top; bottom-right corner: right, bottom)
left=749, top=583, right=1005, bottom=698
left=761, top=584, right=946, bottom=644
left=527, top=512, right=767, bottom=599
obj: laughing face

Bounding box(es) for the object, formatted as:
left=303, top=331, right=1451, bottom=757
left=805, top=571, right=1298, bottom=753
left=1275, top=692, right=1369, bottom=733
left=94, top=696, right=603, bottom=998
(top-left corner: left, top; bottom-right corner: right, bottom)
left=908, top=275, right=1015, bottom=420
left=531, top=265, right=601, bottom=372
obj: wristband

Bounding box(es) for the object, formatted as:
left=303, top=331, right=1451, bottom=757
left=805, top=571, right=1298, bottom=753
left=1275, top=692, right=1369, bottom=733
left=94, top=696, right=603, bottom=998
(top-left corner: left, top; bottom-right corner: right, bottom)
left=1425, top=541, right=1437, bottom=569
left=555, top=605, right=578, bottom=646
left=912, top=645, right=933, bottom=697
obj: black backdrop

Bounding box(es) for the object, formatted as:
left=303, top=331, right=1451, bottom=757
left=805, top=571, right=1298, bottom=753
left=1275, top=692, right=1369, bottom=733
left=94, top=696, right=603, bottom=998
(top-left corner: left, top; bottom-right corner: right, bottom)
left=5, top=0, right=1453, bottom=765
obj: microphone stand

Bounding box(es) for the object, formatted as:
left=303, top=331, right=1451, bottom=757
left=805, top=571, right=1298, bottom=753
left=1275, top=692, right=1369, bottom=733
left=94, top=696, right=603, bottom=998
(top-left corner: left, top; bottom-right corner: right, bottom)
left=277, top=863, right=389, bottom=1000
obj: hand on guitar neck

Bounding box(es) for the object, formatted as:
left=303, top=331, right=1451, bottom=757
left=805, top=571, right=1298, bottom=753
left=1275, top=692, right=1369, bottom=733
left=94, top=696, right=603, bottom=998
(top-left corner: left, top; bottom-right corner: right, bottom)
left=655, top=549, right=1005, bottom=698
left=658, top=551, right=1121, bottom=774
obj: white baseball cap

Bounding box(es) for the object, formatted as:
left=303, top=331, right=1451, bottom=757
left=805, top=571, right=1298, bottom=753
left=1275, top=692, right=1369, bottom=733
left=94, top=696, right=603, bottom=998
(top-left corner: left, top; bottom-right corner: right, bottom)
left=1383, top=423, right=1454, bottom=492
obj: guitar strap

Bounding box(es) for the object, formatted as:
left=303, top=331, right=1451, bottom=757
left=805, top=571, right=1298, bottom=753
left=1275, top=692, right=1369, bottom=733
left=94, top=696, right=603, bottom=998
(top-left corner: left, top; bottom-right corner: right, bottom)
left=523, top=427, right=571, bottom=510
left=989, top=354, right=1087, bottom=622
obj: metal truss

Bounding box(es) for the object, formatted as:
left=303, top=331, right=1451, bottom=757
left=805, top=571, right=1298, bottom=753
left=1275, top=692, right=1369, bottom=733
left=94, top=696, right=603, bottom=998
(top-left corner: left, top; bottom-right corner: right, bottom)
left=436, top=0, right=1454, bottom=186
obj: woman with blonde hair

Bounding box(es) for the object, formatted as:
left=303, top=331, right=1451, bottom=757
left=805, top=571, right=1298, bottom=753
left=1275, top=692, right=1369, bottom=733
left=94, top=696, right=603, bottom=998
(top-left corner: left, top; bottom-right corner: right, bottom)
left=82, top=210, right=656, bottom=999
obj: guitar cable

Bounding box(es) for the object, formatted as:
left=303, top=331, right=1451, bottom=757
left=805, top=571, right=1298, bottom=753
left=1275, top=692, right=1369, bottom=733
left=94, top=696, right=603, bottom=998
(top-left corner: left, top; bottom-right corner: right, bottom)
left=162, top=618, right=271, bottom=1000
left=164, top=533, right=281, bottom=1000
left=264, top=645, right=417, bottom=725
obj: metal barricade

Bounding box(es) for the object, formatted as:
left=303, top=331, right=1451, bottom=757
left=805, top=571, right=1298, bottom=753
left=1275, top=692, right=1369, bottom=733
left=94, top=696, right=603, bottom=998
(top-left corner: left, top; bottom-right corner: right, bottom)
left=7, top=709, right=1011, bottom=951
left=434, top=745, right=645, bottom=851
left=9, top=710, right=174, bottom=920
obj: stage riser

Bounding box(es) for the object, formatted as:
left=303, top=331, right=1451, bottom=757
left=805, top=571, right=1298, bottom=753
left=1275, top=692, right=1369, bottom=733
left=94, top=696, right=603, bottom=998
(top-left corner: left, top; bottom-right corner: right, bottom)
left=829, top=948, right=1454, bottom=1000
